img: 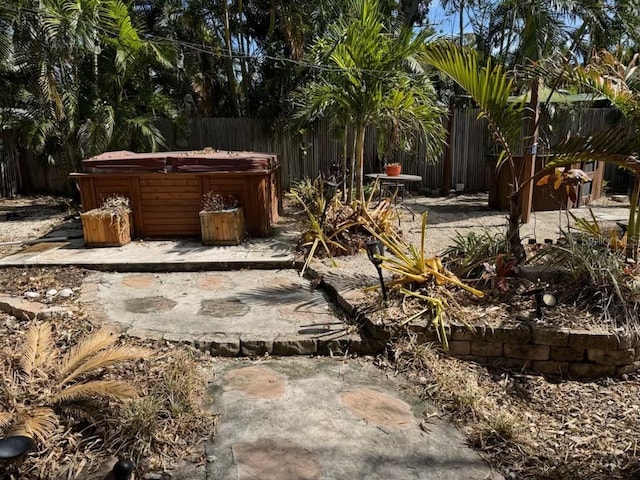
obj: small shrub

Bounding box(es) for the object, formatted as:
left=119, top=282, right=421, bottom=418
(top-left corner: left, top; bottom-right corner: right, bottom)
left=531, top=233, right=640, bottom=332
left=442, top=229, right=510, bottom=279
left=201, top=192, right=238, bottom=212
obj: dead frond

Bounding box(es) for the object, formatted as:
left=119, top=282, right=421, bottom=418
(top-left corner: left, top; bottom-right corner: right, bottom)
left=59, top=327, right=117, bottom=377
left=20, top=322, right=56, bottom=377
left=0, top=410, right=13, bottom=428
left=54, top=380, right=138, bottom=403
left=61, top=346, right=148, bottom=386
left=12, top=408, right=59, bottom=445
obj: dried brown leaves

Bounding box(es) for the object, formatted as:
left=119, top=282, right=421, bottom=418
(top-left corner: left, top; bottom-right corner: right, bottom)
left=389, top=340, right=640, bottom=480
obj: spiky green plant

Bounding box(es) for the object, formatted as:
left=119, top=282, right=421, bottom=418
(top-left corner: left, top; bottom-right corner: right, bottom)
left=0, top=323, right=147, bottom=445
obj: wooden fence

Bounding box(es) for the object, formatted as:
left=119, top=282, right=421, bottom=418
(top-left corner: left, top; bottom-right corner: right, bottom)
left=4, top=107, right=626, bottom=196
left=0, top=131, right=21, bottom=197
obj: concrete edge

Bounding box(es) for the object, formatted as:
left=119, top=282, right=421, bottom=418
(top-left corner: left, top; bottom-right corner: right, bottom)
left=0, top=259, right=297, bottom=272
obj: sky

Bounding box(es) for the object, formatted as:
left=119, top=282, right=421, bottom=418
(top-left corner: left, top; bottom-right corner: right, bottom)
left=428, top=4, right=472, bottom=38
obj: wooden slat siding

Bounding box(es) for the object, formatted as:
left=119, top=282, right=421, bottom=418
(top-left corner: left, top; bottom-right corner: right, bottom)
left=139, top=175, right=200, bottom=236
left=129, top=176, right=144, bottom=235
left=77, top=177, right=97, bottom=211
left=139, top=177, right=200, bottom=186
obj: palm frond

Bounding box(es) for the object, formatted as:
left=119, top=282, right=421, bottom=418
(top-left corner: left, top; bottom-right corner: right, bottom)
left=20, top=322, right=56, bottom=377
left=59, top=327, right=117, bottom=377
left=61, top=346, right=148, bottom=386
left=421, top=41, right=523, bottom=166
left=54, top=380, right=138, bottom=403
left=0, top=411, right=14, bottom=429
left=11, top=407, right=58, bottom=445
left=549, top=127, right=640, bottom=171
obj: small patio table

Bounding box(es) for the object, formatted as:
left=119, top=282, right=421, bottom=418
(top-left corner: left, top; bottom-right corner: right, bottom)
left=365, top=173, right=422, bottom=219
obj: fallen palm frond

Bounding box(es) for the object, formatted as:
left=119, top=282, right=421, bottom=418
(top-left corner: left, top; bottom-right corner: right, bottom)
left=568, top=208, right=627, bottom=252
left=400, top=288, right=450, bottom=350
left=289, top=176, right=399, bottom=275
left=364, top=213, right=484, bottom=297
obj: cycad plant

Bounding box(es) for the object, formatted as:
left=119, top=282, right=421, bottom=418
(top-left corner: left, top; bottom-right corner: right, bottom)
left=0, top=323, right=147, bottom=446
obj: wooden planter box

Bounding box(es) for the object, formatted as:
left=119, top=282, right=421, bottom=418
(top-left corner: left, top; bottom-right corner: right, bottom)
left=80, top=209, right=132, bottom=247
left=200, top=208, right=245, bottom=245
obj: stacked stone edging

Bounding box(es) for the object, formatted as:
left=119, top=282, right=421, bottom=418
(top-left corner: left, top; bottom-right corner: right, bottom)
left=365, top=318, right=639, bottom=379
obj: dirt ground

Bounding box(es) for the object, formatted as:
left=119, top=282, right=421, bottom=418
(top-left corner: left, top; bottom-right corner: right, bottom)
left=0, top=196, right=77, bottom=257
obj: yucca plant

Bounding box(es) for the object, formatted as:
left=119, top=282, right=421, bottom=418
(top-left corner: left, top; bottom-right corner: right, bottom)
left=0, top=322, right=148, bottom=446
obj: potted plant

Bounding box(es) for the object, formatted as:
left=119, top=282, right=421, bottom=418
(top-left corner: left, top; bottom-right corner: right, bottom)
left=385, top=162, right=402, bottom=176
left=80, top=195, right=132, bottom=247
left=199, top=192, right=245, bottom=245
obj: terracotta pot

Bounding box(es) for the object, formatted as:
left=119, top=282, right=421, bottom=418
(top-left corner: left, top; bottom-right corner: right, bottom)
left=385, top=164, right=401, bottom=176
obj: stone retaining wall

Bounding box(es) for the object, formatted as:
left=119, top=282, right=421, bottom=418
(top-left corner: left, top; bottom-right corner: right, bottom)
left=365, top=318, right=639, bottom=379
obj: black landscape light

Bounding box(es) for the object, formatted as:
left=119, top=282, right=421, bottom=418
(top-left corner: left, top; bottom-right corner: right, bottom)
left=523, top=285, right=557, bottom=319
left=111, top=459, right=135, bottom=480
left=319, top=180, right=338, bottom=227
left=366, top=238, right=388, bottom=304
left=0, top=435, right=34, bottom=460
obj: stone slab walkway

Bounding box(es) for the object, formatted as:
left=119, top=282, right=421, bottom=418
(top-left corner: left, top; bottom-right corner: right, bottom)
left=80, top=270, right=375, bottom=357
left=206, top=357, right=503, bottom=480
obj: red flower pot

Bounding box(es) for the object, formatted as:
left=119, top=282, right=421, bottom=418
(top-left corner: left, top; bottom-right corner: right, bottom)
left=385, top=164, right=401, bottom=176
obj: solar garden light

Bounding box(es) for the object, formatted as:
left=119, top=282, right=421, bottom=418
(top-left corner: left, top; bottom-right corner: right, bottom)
left=0, top=435, right=34, bottom=477
left=524, top=284, right=557, bottom=319
left=319, top=180, right=338, bottom=227
left=366, top=238, right=388, bottom=305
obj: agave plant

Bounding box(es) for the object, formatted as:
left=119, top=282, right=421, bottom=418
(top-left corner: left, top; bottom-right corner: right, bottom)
left=0, top=323, right=147, bottom=445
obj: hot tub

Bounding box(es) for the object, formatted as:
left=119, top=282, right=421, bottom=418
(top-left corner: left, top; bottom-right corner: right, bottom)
left=70, top=149, right=281, bottom=237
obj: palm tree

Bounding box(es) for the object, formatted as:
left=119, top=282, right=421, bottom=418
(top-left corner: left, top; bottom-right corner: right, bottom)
left=549, top=51, right=640, bottom=259
left=1, top=0, right=172, bottom=177
left=291, top=0, right=445, bottom=202
left=421, top=41, right=528, bottom=261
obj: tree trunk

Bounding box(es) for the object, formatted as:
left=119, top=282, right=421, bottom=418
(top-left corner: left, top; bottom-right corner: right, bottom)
left=349, top=132, right=357, bottom=203
left=222, top=4, right=241, bottom=117
left=341, top=125, right=348, bottom=202
left=626, top=174, right=640, bottom=260
left=521, top=77, right=540, bottom=223
left=508, top=189, right=526, bottom=263
left=354, top=123, right=366, bottom=202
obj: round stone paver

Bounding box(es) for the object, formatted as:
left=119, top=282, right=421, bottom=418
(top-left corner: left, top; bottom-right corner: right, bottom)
left=123, top=296, right=177, bottom=314
left=199, top=298, right=249, bottom=317
left=232, top=438, right=322, bottom=480
left=120, top=274, right=156, bottom=289
left=197, top=274, right=229, bottom=290
left=224, top=365, right=286, bottom=399
left=339, top=388, right=415, bottom=430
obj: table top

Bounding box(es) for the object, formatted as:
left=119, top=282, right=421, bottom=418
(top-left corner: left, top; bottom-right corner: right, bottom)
left=366, top=173, right=422, bottom=182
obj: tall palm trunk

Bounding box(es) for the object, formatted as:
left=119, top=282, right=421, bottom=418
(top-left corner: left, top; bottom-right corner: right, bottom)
left=626, top=175, right=640, bottom=260
left=222, top=3, right=240, bottom=117
left=354, top=122, right=366, bottom=202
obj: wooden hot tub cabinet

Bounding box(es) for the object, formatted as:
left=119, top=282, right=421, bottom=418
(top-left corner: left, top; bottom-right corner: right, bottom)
left=71, top=150, right=281, bottom=238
